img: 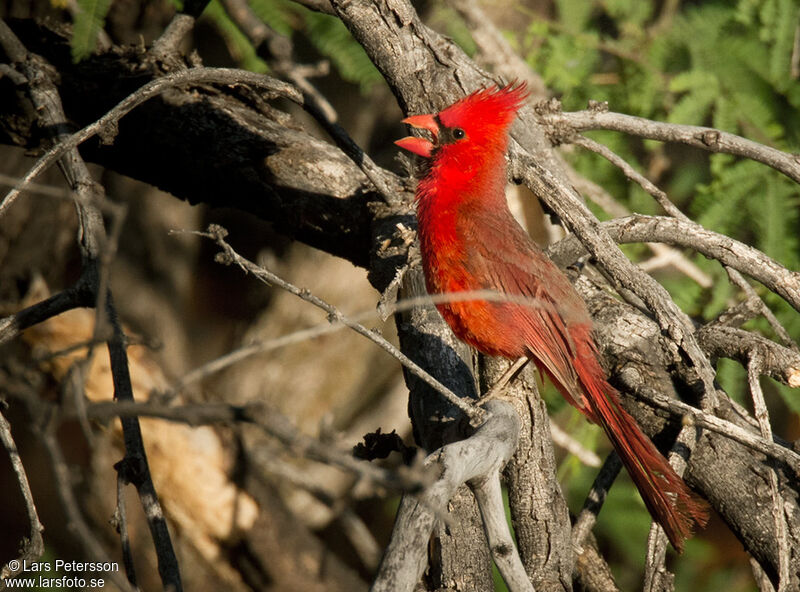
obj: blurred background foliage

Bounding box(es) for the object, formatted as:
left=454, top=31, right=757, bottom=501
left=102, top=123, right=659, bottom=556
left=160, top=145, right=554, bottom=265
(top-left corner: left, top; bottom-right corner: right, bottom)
left=55, top=0, right=799, bottom=590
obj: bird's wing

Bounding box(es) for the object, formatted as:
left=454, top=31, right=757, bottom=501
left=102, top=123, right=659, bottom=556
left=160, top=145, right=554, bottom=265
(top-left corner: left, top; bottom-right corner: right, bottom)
left=466, top=223, right=590, bottom=411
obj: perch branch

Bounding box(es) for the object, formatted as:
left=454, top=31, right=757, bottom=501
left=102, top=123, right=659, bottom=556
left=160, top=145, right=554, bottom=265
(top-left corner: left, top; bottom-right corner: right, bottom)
left=371, top=401, right=521, bottom=592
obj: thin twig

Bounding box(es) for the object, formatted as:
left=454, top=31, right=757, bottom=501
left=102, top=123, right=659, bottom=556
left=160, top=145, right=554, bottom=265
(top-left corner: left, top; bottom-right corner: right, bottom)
left=221, top=0, right=338, bottom=122
left=39, top=418, right=135, bottom=592
left=572, top=135, right=798, bottom=350
left=572, top=135, right=686, bottom=219
left=251, top=449, right=382, bottom=571
left=153, top=282, right=612, bottom=398
left=643, top=424, right=697, bottom=590
left=747, top=353, right=791, bottom=592
left=567, top=172, right=712, bottom=287
left=547, top=214, right=800, bottom=314
left=0, top=410, right=45, bottom=581
left=726, top=268, right=798, bottom=351
left=85, top=399, right=428, bottom=494
left=697, top=324, right=800, bottom=389
left=571, top=453, right=622, bottom=551
left=149, top=8, right=202, bottom=67
left=0, top=68, right=299, bottom=217
left=549, top=422, right=602, bottom=467
left=199, top=224, right=485, bottom=424
left=632, top=386, right=800, bottom=472
left=0, top=23, right=182, bottom=589
left=112, top=472, right=138, bottom=589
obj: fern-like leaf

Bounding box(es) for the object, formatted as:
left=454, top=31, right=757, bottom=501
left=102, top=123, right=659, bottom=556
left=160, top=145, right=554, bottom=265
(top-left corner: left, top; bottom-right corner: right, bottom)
left=302, top=11, right=381, bottom=91
left=71, top=0, right=112, bottom=62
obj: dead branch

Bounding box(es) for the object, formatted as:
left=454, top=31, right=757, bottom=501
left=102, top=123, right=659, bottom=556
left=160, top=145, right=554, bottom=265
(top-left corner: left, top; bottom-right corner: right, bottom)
left=0, top=19, right=181, bottom=590
left=747, top=353, right=791, bottom=592
left=371, top=400, right=521, bottom=592
left=542, top=107, right=800, bottom=185
left=85, top=399, right=427, bottom=494
left=198, top=224, right=485, bottom=423
left=547, top=214, right=800, bottom=314
left=0, top=409, right=44, bottom=583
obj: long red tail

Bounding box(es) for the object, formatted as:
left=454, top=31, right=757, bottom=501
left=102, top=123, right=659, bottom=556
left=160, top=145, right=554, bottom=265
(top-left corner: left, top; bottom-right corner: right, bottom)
left=572, top=345, right=709, bottom=552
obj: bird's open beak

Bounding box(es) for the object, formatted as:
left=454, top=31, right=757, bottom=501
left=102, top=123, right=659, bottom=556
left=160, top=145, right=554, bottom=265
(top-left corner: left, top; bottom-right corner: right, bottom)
left=395, top=113, right=439, bottom=158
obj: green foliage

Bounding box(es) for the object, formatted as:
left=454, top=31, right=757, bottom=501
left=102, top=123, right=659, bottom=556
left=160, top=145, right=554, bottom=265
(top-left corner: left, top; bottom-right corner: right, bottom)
left=301, top=10, right=382, bottom=92
left=194, top=0, right=385, bottom=88
left=206, top=0, right=268, bottom=73
left=70, top=0, right=112, bottom=62
left=201, top=0, right=382, bottom=92
left=248, top=0, right=294, bottom=36
left=67, top=0, right=383, bottom=91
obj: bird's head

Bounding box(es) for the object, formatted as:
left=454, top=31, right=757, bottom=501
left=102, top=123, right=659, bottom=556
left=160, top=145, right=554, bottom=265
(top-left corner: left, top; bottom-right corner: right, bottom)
left=395, top=82, right=529, bottom=159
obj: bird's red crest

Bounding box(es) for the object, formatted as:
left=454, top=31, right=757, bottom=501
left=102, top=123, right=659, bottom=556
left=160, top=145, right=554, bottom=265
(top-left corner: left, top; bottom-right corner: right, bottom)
left=395, top=81, right=529, bottom=161
left=438, top=82, right=529, bottom=135
left=431, top=82, right=529, bottom=164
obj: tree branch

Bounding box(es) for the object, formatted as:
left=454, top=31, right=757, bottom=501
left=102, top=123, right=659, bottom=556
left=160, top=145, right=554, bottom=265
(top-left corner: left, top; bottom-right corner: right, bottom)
left=371, top=400, right=520, bottom=592
left=547, top=214, right=800, bottom=314
left=0, top=20, right=181, bottom=590
left=0, top=409, right=44, bottom=583
left=542, top=107, right=800, bottom=185
left=197, top=224, right=485, bottom=423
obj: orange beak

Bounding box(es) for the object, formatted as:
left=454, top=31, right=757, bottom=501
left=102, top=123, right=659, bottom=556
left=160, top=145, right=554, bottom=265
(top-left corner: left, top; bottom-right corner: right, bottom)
left=395, top=113, right=439, bottom=158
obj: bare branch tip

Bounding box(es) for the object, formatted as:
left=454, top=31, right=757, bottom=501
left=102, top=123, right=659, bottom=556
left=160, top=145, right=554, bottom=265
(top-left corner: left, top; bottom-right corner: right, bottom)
left=206, top=223, right=229, bottom=241
left=587, top=99, right=609, bottom=113
left=533, top=97, right=562, bottom=115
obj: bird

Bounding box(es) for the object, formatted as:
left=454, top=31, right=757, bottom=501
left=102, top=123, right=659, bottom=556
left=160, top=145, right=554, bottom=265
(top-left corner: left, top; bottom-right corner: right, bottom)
left=395, top=82, right=708, bottom=551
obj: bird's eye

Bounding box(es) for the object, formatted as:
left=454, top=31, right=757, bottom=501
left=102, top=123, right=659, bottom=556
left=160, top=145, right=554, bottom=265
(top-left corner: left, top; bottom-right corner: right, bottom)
left=452, top=128, right=465, bottom=140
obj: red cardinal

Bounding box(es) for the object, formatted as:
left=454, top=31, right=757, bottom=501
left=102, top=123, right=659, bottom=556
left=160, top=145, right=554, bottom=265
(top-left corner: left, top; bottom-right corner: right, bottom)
left=395, top=82, right=708, bottom=551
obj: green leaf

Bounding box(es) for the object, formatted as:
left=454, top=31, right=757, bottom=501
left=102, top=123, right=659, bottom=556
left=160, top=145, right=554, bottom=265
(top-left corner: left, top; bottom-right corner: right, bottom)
left=767, top=0, right=797, bottom=86
left=750, top=175, right=800, bottom=265
left=204, top=0, right=267, bottom=73
left=71, top=0, right=112, bottom=62
left=302, top=11, right=382, bottom=92
left=249, top=0, right=294, bottom=37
